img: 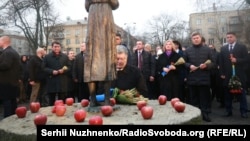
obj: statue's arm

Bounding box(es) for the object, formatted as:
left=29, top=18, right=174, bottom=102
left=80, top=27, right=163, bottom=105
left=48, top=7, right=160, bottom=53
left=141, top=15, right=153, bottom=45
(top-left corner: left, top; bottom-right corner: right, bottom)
left=85, top=0, right=90, bottom=12
left=109, top=0, right=119, bottom=10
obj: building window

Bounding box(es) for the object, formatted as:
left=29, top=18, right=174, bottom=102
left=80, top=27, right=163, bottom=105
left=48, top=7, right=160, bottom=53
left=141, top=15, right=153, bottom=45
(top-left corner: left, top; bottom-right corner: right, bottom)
left=208, top=28, right=216, bottom=34
left=220, top=17, right=226, bottom=23
left=230, top=25, right=242, bottom=32
left=196, top=19, right=201, bottom=25
left=229, top=16, right=240, bottom=24
left=207, top=18, right=214, bottom=23
left=64, top=30, right=70, bottom=37
left=75, top=38, right=80, bottom=44
left=75, top=29, right=80, bottom=36
left=66, top=39, right=71, bottom=45
left=208, top=38, right=214, bottom=45
left=75, top=48, right=80, bottom=54
left=221, top=27, right=226, bottom=33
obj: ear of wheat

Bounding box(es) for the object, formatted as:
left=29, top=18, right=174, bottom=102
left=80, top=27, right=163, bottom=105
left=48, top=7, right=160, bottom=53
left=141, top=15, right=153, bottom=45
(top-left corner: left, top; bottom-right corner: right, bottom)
left=203, top=59, right=211, bottom=65
left=174, top=57, right=185, bottom=66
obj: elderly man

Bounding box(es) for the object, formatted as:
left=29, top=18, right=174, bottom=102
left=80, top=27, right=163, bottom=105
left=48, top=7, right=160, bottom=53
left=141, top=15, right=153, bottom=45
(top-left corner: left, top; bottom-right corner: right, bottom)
left=112, top=45, right=148, bottom=97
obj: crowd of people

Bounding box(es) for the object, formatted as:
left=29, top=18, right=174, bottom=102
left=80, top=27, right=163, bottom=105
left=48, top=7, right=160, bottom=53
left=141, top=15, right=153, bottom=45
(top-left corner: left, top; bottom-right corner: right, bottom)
left=113, top=31, right=249, bottom=122
left=0, top=31, right=249, bottom=123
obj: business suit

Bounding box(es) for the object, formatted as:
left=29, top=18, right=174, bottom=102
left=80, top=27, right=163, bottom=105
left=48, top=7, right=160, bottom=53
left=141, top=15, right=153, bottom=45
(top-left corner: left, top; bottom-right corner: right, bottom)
left=219, top=42, right=248, bottom=117
left=0, top=46, right=21, bottom=117
left=131, top=50, right=155, bottom=98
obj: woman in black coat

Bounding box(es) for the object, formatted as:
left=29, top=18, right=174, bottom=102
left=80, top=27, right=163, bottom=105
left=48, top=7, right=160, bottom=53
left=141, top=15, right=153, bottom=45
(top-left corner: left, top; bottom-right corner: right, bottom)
left=156, top=40, right=182, bottom=100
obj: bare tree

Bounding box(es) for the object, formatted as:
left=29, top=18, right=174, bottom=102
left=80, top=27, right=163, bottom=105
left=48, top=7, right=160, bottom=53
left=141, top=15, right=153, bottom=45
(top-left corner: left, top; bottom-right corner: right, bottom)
left=194, top=0, right=250, bottom=49
left=0, top=0, right=61, bottom=54
left=194, top=0, right=247, bottom=11
left=145, top=13, right=189, bottom=47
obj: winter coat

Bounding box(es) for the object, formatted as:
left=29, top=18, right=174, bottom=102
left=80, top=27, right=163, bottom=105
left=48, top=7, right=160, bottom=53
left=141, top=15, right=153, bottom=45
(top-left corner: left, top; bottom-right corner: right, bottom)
left=43, top=52, right=70, bottom=93
left=184, top=45, right=215, bottom=86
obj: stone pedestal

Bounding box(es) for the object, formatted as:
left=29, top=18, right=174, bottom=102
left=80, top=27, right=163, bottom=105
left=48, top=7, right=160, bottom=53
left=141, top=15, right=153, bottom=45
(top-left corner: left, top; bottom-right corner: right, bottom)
left=0, top=100, right=202, bottom=141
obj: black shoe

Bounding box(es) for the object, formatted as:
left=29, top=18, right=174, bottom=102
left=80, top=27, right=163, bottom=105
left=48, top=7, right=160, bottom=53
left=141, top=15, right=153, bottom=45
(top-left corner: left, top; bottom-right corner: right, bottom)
left=241, top=113, right=248, bottom=118
left=223, top=112, right=232, bottom=117
left=202, top=113, right=211, bottom=122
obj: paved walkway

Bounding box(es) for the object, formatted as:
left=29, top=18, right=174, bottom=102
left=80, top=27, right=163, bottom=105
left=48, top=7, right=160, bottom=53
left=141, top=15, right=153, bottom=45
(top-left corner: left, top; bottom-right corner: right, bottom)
left=202, top=94, right=250, bottom=125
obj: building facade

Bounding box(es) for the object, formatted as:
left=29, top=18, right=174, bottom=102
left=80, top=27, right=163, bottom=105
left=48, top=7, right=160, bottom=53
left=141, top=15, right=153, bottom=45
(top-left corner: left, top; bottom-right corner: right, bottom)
left=189, top=4, right=250, bottom=51
left=47, top=17, right=88, bottom=54
left=0, top=29, right=30, bottom=55
left=47, top=17, right=137, bottom=54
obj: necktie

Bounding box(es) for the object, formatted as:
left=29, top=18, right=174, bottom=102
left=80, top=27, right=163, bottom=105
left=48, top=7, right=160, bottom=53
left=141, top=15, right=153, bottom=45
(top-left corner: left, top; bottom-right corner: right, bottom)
left=229, top=44, right=233, bottom=53
left=138, top=51, right=142, bottom=70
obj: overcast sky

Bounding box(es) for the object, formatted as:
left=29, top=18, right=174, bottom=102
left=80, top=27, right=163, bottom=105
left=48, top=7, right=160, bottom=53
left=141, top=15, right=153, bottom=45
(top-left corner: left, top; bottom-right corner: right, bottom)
left=57, top=0, right=196, bottom=33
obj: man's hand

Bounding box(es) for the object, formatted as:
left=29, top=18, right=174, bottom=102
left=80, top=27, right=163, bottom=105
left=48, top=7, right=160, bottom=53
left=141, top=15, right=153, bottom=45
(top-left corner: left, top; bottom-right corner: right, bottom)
left=58, top=69, right=64, bottom=74
left=190, top=65, right=198, bottom=72
left=29, top=81, right=35, bottom=86
left=199, top=63, right=207, bottom=69
left=53, top=70, right=59, bottom=75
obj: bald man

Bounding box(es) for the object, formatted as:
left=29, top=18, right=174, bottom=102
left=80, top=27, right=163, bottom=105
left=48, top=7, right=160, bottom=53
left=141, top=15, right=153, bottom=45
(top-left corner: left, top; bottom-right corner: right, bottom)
left=0, top=36, right=22, bottom=118
left=29, top=47, right=47, bottom=104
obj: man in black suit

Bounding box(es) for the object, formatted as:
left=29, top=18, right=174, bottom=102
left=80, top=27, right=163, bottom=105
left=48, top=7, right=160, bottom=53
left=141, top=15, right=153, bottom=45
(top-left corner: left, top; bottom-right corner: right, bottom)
left=0, top=36, right=21, bottom=118
left=219, top=32, right=248, bottom=118
left=131, top=40, right=155, bottom=98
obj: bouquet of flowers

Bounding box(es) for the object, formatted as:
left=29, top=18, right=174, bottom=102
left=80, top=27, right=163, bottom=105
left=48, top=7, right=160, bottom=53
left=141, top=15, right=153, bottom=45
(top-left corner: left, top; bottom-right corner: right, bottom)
left=228, top=75, right=242, bottom=94
left=161, top=57, right=185, bottom=77
left=112, top=88, right=148, bottom=104
left=228, top=61, right=242, bottom=94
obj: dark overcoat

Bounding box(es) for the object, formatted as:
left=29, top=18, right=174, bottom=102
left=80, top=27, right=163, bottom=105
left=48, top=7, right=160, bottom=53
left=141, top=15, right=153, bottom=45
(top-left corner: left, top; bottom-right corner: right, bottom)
left=219, top=43, right=248, bottom=88
left=0, top=46, right=21, bottom=99
left=43, top=52, right=70, bottom=93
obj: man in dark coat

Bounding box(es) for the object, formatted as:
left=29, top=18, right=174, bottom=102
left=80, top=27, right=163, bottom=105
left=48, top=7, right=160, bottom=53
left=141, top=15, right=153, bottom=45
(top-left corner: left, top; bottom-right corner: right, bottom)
left=219, top=32, right=248, bottom=118
left=43, top=41, right=70, bottom=106
left=28, top=47, right=47, bottom=105
left=112, top=45, right=148, bottom=97
left=183, top=32, right=215, bottom=122
left=0, top=36, right=21, bottom=118
left=72, top=42, right=89, bottom=101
